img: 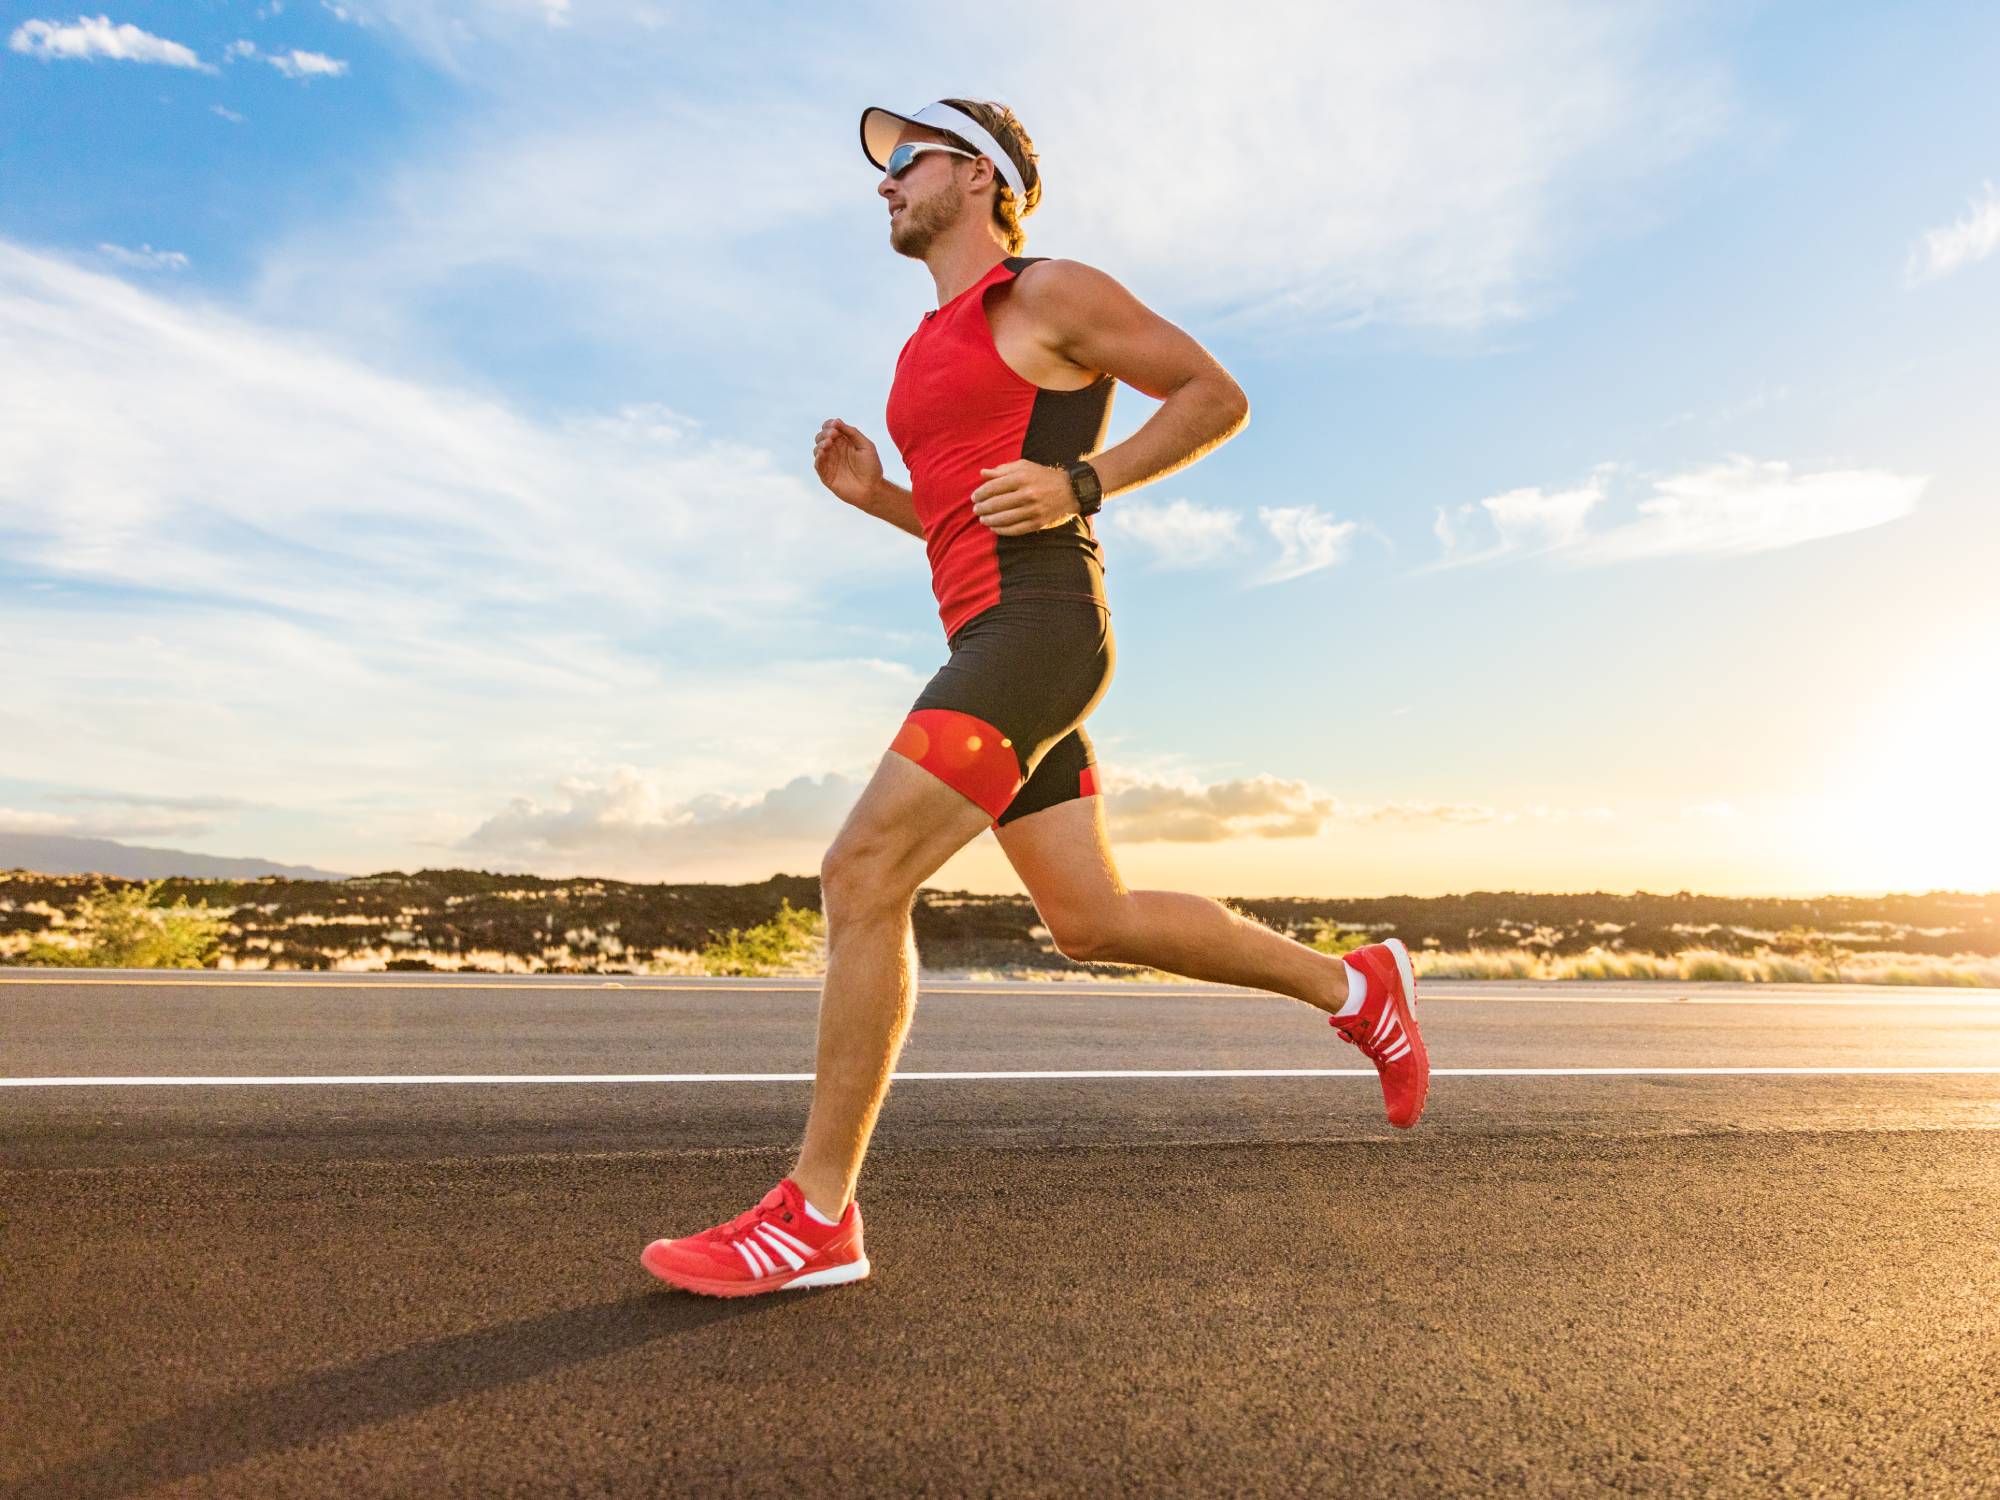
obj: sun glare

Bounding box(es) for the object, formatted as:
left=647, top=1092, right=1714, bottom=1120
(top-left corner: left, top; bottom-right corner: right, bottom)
left=1814, top=622, right=2000, bottom=892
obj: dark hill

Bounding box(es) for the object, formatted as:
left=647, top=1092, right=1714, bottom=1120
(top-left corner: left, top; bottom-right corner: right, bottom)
left=0, top=833, right=347, bottom=882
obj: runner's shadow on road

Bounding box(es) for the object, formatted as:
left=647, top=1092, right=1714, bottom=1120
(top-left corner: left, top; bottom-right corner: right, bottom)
left=6, top=1288, right=772, bottom=1500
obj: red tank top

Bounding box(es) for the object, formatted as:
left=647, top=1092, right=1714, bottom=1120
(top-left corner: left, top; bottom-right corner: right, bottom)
left=884, top=255, right=1116, bottom=641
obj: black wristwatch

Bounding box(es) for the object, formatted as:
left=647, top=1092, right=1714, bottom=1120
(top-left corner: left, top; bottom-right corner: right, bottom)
left=1065, top=460, right=1103, bottom=517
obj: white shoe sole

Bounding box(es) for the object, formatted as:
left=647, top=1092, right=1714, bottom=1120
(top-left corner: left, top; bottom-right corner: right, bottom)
left=785, top=1255, right=871, bottom=1290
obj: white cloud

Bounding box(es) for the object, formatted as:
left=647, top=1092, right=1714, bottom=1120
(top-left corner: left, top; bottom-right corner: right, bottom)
left=246, top=87, right=878, bottom=388
left=1431, top=473, right=1608, bottom=566
left=1099, top=771, right=1336, bottom=843
left=1479, top=479, right=1605, bottom=550
left=1426, top=457, right=1923, bottom=569
left=1093, top=767, right=1613, bottom=843
left=461, top=766, right=860, bottom=876
left=1023, top=0, right=1731, bottom=331
left=321, top=0, right=585, bottom=62
left=454, top=758, right=1612, bottom=869
left=466, top=762, right=1345, bottom=861
left=8, top=14, right=211, bottom=69
left=1252, top=505, right=1359, bottom=584
left=226, top=38, right=350, bottom=76
left=1102, top=495, right=1381, bottom=586
left=0, top=797, right=234, bottom=840
left=1102, top=497, right=1245, bottom=570
left=212, top=104, right=246, bottom=123
left=268, top=47, right=348, bottom=77
left=0, top=240, right=933, bottom=867
left=97, top=243, right=190, bottom=272
left=0, top=809, right=74, bottom=836
left=245, top=0, right=1734, bottom=375
left=1906, top=181, right=2000, bottom=285
left=1561, top=458, right=1923, bottom=564
left=1, top=241, right=906, bottom=631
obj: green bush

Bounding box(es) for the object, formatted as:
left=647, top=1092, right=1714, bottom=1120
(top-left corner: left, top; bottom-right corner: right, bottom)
left=24, top=880, right=226, bottom=969
left=1303, top=919, right=1373, bottom=957
left=699, top=898, right=826, bottom=976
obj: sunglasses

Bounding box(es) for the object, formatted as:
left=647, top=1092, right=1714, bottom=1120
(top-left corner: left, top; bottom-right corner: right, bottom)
left=883, top=141, right=978, bottom=179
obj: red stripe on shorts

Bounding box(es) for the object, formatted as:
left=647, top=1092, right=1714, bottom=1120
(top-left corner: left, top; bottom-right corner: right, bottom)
left=889, top=707, right=1024, bottom=821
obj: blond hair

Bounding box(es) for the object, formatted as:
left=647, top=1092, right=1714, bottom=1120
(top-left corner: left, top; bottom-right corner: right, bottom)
left=937, top=97, right=1041, bottom=254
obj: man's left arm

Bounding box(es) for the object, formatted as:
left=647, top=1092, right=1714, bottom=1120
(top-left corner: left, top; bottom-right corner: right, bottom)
left=969, top=260, right=1249, bottom=535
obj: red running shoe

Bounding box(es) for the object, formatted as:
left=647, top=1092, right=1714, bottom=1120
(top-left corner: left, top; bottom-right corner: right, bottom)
left=1331, top=937, right=1430, bottom=1128
left=640, top=1178, right=869, bottom=1297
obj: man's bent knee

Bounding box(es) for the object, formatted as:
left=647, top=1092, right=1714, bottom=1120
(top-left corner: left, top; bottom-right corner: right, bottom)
left=1053, top=930, right=1120, bottom=964
left=1044, top=899, right=1129, bottom=964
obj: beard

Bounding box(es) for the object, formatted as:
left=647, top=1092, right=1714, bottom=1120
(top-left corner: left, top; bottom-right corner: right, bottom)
left=889, top=185, right=964, bottom=258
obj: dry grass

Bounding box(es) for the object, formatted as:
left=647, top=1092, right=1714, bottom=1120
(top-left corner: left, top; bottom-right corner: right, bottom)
left=1407, top=945, right=2000, bottom=986
left=944, top=946, right=2000, bottom=988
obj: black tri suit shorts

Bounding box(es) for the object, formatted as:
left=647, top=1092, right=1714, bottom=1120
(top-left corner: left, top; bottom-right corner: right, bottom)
left=887, top=594, right=1115, bottom=831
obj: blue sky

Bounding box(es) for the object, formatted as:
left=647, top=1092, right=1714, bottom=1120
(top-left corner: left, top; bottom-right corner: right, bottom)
left=2, top=0, right=1996, bottom=896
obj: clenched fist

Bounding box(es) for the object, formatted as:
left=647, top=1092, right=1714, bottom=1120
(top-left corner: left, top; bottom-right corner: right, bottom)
left=813, top=419, right=884, bottom=509
left=969, top=459, right=1079, bottom=535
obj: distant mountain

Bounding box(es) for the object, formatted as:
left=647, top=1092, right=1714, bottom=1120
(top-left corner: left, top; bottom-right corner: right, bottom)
left=0, top=833, right=348, bottom=882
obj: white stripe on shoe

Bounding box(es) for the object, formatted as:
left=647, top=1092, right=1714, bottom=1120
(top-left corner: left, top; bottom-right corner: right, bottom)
left=732, top=1240, right=762, bottom=1275
left=757, top=1225, right=806, bottom=1270
left=761, top=1223, right=816, bottom=1258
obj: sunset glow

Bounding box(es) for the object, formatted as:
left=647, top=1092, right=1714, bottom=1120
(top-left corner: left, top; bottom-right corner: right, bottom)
left=1, top=4, right=1995, bottom=899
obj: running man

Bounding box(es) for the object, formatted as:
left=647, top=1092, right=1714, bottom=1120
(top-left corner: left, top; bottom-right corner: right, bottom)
left=641, top=98, right=1428, bottom=1297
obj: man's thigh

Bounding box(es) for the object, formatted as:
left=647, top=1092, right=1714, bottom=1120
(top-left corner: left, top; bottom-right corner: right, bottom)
left=993, top=752, right=1128, bottom=939
left=826, top=747, right=998, bottom=897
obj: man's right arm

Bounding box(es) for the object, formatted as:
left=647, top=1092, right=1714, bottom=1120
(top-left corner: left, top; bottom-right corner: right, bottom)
left=860, top=479, right=926, bottom=540
left=814, top=418, right=923, bottom=539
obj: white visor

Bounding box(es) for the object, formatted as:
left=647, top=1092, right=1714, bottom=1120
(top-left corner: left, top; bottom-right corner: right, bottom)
left=859, top=100, right=1026, bottom=202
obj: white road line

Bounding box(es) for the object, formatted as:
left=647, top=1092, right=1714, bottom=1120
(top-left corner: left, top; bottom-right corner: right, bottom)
left=0, top=977, right=1237, bottom=998
left=4, top=1066, right=2000, bottom=1088
left=2, top=976, right=1993, bottom=1006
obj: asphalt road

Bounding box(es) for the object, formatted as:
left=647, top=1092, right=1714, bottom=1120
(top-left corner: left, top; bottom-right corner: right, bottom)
left=3, top=971, right=1997, bottom=1497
